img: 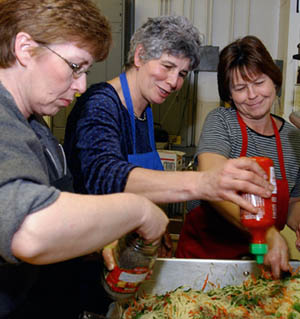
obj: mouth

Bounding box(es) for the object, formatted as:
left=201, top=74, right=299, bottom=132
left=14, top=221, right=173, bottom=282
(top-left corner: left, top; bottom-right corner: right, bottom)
left=158, top=86, right=171, bottom=98
left=59, top=98, right=72, bottom=107
left=246, top=100, right=264, bottom=108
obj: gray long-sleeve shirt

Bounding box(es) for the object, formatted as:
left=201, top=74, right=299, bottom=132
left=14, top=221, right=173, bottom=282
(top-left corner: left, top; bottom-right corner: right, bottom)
left=0, top=83, right=60, bottom=264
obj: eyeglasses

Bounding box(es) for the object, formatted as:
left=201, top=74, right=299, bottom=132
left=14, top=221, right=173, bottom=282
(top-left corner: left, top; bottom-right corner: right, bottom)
left=42, top=45, right=89, bottom=79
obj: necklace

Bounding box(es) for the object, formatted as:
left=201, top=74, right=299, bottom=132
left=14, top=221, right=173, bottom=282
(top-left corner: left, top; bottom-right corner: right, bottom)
left=134, top=111, right=147, bottom=121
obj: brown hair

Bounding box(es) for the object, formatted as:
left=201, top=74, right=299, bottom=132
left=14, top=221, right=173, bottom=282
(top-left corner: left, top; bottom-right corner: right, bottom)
left=217, top=35, right=282, bottom=106
left=0, top=0, right=112, bottom=68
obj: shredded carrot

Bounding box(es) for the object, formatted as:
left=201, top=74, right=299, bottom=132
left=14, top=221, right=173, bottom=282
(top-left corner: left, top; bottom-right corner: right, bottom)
left=202, top=273, right=209, bottom=291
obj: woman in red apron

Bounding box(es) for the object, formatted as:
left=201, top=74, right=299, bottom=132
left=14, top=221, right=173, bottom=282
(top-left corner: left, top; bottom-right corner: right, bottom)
left=176, top=36, right=300, bottom=278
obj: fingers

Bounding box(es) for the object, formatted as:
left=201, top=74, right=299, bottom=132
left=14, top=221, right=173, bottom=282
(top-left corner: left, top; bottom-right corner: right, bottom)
left=157, top=232, right=173, bottom=257
left=222, top=158, right=273, bottom=197
left=137, top=200, right=169, bottom=243
left=296, top=229, right=300, bottom=251
left=208, top=157, right=273, bottom=211
left=222, top=192, right=259, bottom=213
left=264, top=232, right=290, bottom=279
left=102, top=240, right=118, bottom=271
left=163, top=231, right=173, bottom=249
left=268, top=257, right=281, bottom=279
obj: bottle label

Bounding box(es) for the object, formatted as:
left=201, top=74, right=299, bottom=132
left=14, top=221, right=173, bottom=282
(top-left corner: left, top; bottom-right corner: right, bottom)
left=241, top=157, right=276, bottom=224
left=104, top=266, right=149, bottom=294
left=270, top=166, right=277, bottom=220
left=242, top=194, right=265, bottom=220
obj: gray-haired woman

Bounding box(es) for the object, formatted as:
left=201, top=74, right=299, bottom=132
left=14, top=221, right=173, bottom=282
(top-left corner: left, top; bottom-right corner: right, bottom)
left=64, top=15, right=273, bottom=256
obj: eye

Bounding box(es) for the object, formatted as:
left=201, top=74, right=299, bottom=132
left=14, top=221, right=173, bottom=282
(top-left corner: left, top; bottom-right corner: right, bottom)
left=179, top=71, right=188, bottom=79
left=70, top=63, right=81, bottom=72
left=233, top=86, right=246, bottom=92
left=255, top=79, right=264, bottom=85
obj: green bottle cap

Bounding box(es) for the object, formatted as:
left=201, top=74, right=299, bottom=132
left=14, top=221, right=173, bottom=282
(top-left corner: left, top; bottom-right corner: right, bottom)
left=250, top=243, right=268, bottom=264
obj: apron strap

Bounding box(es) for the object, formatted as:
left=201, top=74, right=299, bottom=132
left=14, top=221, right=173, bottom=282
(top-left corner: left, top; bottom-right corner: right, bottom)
left=120, top=72, right=157, bottom=153
left=270, top=116, right=287, bottom=180
left=120, top=72, right=137, bottom=153
left=236, top=110, right=287, bottom=180
left=236, top=111, right=248, bottom=157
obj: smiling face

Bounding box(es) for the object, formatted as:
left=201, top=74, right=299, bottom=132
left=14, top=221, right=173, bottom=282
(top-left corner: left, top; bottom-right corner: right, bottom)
left=230, top=68, right=276, bottom=122
left=135, top=52, right=190, bottom=105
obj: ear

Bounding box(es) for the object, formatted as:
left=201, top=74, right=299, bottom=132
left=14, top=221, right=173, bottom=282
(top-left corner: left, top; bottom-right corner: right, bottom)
left=14, top=32, right=38, bottom=67
left=133, top=44, right=145, bottom=68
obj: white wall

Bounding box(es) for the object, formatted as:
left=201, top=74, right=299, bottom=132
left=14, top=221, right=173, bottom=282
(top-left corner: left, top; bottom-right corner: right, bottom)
left=134, top=0, right=296, bottom=143
left=279, top=0, right=300, bottom=119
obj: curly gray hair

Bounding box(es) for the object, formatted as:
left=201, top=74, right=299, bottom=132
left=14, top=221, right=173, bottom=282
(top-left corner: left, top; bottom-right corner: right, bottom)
left=125, top=15, right=202, bottom=71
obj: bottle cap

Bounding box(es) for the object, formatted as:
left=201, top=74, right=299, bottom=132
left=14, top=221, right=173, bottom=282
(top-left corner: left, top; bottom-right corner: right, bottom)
left=250, top=243, right=268, bottom=264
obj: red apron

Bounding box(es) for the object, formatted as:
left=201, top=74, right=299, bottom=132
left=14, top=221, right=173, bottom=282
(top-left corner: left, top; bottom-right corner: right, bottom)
left=176, top=111, right=289, bottom=259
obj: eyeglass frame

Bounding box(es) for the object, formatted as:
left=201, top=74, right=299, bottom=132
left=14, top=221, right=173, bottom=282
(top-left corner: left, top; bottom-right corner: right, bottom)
left=40, top=44, right=89, bottom=79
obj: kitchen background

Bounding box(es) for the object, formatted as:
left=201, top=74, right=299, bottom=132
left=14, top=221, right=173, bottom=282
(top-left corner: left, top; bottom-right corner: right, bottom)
left=48, top=0, right=300, bottom=259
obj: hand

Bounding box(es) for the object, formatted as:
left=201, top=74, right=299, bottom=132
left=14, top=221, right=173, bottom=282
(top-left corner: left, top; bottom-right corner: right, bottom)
left=264, top=228, right=290, bottom=279
left=202, top=157, right=273, bottom=213
left=289, top=111, right=300, bottom=129
left=102, top=240, right=118, bottom=271
left=136, top=198, right=169, bottom=243
left=295, top=224, right=300, bottom=251
left=157, top=231, right=173, bottom=258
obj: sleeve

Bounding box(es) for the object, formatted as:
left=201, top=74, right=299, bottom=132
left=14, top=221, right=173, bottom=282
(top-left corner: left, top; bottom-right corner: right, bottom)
left=0, top=112, right=59, bottom=263
left=74, top=88, right=137, bottom=194
left=195, top=108, right=233, bottom=160
left=290, top=168, right=300, bottom=198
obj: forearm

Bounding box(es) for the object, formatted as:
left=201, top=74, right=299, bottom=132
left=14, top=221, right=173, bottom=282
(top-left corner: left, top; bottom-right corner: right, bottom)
left=286, top=198, right=300, bottom=231
left=209, top=201, right=245, bottom=230
left=124, top=167, right=206, bottom=204
left=11, top=192, right=163, bottom=265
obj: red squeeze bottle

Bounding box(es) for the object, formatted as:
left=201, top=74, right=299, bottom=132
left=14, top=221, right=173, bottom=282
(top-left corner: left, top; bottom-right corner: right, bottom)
left=240, top=157, right=277, bottom=264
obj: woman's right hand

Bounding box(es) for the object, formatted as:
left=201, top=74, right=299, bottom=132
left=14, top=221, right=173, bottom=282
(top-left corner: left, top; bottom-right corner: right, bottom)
left=201, top=157, right=273, bottom=213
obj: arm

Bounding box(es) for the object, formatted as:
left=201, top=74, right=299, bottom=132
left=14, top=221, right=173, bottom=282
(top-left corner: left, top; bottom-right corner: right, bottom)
left=70, top=92, right=271, bottom=211
left=286, top=197, right=300, bottom=251
left=11, top=192, right=168, bottom=265
left=195, top=152, right=242, bottom=228
left=289, top=111, right=300, bottom=129
left=125, top=157, right=272, bottom=213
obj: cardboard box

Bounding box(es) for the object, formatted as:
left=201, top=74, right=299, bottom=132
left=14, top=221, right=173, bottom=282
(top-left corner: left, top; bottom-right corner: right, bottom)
left=158, top=150, right=185, bottom=171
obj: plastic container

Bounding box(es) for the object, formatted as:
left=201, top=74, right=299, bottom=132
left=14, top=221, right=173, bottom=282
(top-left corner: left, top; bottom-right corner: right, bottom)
left=101, top=232, right=159, bottom=301
left=240, top=157, right=276, bottom=264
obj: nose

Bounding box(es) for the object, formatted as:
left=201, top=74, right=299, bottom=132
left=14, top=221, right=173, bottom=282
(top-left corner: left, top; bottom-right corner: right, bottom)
left=166, top=72, right=179, bottom=90
left=71, top=74, right=87, bottom=94
left=247, top=84, right=257, bottom=99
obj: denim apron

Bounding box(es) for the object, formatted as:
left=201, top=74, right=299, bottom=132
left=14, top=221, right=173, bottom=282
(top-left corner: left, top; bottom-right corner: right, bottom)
left=119, top=72, right=163, bottom=170
left=176, top=110, right=289, bottom=259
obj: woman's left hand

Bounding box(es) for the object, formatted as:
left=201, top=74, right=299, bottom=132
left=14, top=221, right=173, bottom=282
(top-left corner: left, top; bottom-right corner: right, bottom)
left=102, top=240, right=118, bottom=271
left=264, top=227, right=290, bottom=279
left=157, top=231, right=173, bottom=258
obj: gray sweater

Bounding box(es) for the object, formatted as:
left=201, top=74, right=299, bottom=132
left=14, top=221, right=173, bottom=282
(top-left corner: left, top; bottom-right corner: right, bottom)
left=0, top=83, right=60, bottom=264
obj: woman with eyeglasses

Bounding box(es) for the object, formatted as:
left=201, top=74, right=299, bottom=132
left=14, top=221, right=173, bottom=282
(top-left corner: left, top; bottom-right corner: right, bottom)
left=0, top=0, right=170, bottom=317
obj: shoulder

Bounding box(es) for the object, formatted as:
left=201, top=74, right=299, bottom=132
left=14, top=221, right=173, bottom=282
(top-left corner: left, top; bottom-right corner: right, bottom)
left=79, top=82, right=120, bottom=104
left=203, top=107, right=238, bottom=131
left=70, top=82, right=124, bottom=120
left=276, top=114, right=300, bottom=137
left=206, top=106, right=236, bottom=121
